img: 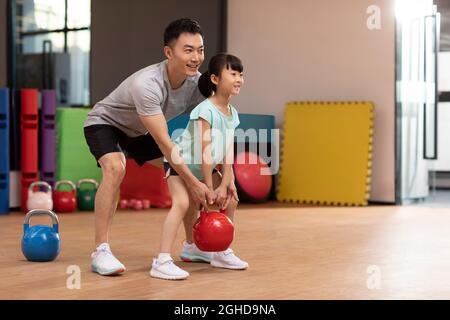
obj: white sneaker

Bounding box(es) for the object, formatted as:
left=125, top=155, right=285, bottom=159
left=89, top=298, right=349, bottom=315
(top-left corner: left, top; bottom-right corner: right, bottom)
left=179, top=241, right=213, bottom=263
left=91, top=243, right=126, bottom=276
left=150, top=257, right=189, bottom=280
left=211, top=248, right=249, bottom=270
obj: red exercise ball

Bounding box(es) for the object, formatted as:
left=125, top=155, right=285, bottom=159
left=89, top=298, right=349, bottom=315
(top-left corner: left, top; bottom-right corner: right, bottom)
left=193, top=209, right=234, bottom=252
left=233, top=151, right=272, bottom=202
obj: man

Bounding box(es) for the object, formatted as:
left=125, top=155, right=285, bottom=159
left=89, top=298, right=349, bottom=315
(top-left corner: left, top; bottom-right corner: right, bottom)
left=84, top=18, right=238, bottom=276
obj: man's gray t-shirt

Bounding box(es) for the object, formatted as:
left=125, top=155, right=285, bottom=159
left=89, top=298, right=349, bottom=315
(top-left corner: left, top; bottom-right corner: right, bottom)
left=84, top=60, right=204, bottom=137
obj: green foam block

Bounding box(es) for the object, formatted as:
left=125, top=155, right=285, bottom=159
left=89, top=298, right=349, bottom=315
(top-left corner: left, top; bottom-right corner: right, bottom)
left=56, top=107, right=102, bottom=183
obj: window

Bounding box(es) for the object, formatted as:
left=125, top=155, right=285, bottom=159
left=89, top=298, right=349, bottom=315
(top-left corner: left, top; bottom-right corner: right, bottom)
left=10, top=0, right=91, bottom=106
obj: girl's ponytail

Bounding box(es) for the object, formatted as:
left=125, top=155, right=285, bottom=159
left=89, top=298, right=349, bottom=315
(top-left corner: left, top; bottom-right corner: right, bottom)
left=198, top=71, right=214, bottom=98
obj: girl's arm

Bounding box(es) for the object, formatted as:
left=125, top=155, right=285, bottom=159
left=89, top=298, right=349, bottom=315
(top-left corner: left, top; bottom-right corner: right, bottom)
left=220, top=134, right=235, bottom=187
left=199, top=118, right=214, bottom=189
left=216, top=142, right=236, bottom=208
left=220, top=164, right=233, bottom=188
left=140, top=114, right=214, bottom=209
left=228, top=167, right=239, bottom=201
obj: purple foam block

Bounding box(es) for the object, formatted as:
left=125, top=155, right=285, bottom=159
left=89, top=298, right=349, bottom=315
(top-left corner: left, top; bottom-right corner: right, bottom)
left=41, top=90, right=56, bottom=187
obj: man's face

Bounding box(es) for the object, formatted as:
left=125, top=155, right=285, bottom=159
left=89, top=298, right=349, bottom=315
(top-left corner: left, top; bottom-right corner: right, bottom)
left=166, top=32, right=204, bottom=77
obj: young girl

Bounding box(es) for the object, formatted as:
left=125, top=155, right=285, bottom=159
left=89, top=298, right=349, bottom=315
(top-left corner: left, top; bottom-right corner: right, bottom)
left=150, top=53, right=248, bottom=280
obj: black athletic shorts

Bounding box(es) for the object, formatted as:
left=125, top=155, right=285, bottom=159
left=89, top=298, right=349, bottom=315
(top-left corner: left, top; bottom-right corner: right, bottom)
left=84, top=124, right=163, bottom=167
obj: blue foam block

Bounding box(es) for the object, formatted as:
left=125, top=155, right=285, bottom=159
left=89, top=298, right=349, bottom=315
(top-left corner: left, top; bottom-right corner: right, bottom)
left=167, top=113, right=275, bottom=143
left=0, top=88, right=9, bottom=214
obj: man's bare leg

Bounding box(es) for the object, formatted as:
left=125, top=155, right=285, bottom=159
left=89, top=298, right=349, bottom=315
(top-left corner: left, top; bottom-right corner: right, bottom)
left=91, top=152, right=127, bottom=276
left=95, top=152, right=126, bottom=247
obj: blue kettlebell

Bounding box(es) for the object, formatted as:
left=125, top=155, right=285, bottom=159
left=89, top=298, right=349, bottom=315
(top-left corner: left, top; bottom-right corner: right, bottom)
left=21, top=209, right=61, bottom=262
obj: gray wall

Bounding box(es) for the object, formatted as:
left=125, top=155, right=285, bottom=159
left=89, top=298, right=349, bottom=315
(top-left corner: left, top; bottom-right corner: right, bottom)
left=0, top=0, right=7, bottom=87
left=437, top=0, right=450, bottom=51
left=228, top=0, right=396, bottom=202
left=90, top=0, right=225, bottom=104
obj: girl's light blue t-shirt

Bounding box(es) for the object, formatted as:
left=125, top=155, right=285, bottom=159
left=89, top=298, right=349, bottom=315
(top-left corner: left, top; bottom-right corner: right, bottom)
left=170, top=98, right=240, bottom=180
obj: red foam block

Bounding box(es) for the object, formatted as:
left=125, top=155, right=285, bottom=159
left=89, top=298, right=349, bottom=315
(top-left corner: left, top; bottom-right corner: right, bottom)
left=120, top=159, right=171, bottom=208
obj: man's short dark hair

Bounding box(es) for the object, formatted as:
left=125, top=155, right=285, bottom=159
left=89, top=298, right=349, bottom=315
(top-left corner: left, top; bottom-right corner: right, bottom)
left=164, top=18, right=203, bottom=46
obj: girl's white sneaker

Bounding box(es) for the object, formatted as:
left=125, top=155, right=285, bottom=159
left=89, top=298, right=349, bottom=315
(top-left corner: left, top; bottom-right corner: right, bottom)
left=150, top=257, right=189, bottom=280
left=211, top=248, right=249, bottom=270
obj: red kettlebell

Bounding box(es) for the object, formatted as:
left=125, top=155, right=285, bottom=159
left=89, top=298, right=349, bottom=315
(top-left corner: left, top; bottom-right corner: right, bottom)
left=193, top=209, right=234, bottom=252
left=53, top=180, right=77, bottom=213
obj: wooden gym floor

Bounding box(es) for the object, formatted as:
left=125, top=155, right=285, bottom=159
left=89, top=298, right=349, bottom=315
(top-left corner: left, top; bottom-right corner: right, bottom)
left=1, top=202, right=450, bottom=300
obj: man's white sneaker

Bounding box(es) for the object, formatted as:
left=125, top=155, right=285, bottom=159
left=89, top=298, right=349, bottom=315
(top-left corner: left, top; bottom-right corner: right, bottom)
left=91, top=243, right=126, bottom=276
left=211, top=248, right=249, bottom=270
left=150, top=257, right=189, bottom=280
left=179, top=241, right=213, bottom=263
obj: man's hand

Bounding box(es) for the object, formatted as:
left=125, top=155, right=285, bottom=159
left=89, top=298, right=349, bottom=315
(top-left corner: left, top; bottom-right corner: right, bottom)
left=191, top=180, right=215, bottom=211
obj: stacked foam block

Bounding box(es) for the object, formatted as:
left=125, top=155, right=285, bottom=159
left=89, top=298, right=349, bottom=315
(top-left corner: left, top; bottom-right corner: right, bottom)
left=2, top=87, right=102, bottom=212
left=277, top=101, right=374, bottom=206
left=0, top=88, right=9, bottom=214
left=167, top=112, right=277, bottom=202
left=55, top=107, right=102, bottom=183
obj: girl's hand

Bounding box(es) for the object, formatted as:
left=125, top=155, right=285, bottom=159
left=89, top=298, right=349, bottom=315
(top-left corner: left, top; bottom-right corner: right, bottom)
left=229, top=181, right=239, bottom=202
left=222, top=181, right=239, bottom=210
left=214, top=185, right=228, bottom=209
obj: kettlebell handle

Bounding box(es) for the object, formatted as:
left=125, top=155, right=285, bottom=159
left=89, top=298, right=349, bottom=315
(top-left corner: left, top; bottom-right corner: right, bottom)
left=200, top=208, right=226, bottom=214
left=77, top=179, right=99, bottom=189
left=28, top=181, right=52, bottom=194
left=55, top=180, right=76, bottom=192
left=24, top=209, right=59, bottom=233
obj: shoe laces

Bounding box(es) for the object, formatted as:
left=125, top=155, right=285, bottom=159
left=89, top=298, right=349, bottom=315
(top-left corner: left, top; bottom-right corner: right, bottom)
left=99, top=246, right=111, bottom=253
left=155, top=257, right=174, bottom=266
left=92, top=245, right=112, bottom=258
left=222, top=248, right=234, bottom=256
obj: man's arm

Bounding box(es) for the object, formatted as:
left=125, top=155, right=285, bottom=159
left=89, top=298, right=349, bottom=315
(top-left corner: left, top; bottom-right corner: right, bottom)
left=139, top=114, right=214, bottom=209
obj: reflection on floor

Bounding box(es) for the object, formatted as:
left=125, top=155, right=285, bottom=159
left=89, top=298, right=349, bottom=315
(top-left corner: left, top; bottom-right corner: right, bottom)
left=411, top=189, right=450, bottom=208
left=3, top=204, right=450, bottom=299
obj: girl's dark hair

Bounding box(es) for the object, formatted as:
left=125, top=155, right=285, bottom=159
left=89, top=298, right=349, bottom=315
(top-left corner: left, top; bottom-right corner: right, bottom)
left=164, top=18, right=203, bottom=46
left=198, top=53, right=243, bottom=98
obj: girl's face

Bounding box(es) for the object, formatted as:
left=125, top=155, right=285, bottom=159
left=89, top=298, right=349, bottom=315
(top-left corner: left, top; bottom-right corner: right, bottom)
left=213, top=67, right=244, bottom=96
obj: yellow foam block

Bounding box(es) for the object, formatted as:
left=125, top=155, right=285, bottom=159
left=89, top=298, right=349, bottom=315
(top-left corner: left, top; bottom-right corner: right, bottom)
left=277, top=101, right=374, bottom=206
